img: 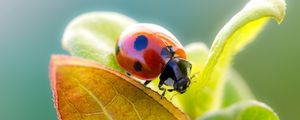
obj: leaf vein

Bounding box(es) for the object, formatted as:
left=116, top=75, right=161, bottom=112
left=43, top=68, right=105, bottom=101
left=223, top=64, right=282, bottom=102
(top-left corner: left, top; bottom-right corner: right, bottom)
left=62, top=93, right=84, bottom=119
left=120, top=94, right=142, bottom=120
left=104, top=94, right=118, bottom=108
left=76, top=78, right=114, bottom=120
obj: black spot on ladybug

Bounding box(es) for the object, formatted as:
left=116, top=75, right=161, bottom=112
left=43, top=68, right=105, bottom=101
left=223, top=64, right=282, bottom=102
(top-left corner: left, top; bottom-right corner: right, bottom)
left=115, top=45, right=120, bottom=55
left=134, top=35, right=148, bottom=51
left=133, top=61, right=142, bottom=72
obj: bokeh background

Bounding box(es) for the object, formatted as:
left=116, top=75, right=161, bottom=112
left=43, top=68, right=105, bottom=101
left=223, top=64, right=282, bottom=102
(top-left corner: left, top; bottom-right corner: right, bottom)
left=0, top=0, right=298, bottom=120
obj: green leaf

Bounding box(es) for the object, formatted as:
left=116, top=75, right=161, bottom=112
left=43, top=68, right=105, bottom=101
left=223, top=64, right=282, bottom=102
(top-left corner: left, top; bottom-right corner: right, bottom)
left=176, top=0, right=286, bottom=118
left=62, top=12, right=137, bottom=72
left=199, top=101, right=279, bottom=120
left=200, top=0, right=286, bottom=87
left=222, top=70, right=254, bottom=108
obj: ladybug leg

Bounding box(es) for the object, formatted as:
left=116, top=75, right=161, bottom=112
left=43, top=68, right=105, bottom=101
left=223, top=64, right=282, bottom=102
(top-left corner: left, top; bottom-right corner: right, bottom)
left=161, top=90, right=166, bottom=99
left=143, top=81, right=151, bottom=86
left=126, top=72, right=131, bottom=76
left=158, top=80, right=164, bottom=90
left=158, top=80, right=167, bottom=98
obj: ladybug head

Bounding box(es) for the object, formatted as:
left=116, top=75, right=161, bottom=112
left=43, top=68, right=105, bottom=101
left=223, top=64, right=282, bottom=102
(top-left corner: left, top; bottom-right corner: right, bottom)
left=159, top=57, right=192, bottom=94
left=174, top=58, right=192, bottom=93
left=174, top=76, right=190, bottom=93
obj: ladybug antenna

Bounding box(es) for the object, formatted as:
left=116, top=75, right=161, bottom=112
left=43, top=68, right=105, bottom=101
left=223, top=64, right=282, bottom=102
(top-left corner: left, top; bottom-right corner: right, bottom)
left=169, top=71, right=200, bottom=100
left=190, top=71, right=200, bottom=80
left=190, top=71, right=200, bottom=84
left=170, top=92, right=179, bottom=101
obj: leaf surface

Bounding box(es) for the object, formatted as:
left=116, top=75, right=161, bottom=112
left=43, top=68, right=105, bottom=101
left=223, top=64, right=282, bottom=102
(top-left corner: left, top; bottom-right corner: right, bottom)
left=221, top=70, right=254, bottom=108
left=199, top=101, right=279, bottom=120
left=200, top=0, right=286, bottom=88
left=62, top=12, right=137, bottom=72
left=179, top=0, right=286, bottom=118
left=50, top=55, right=189, bottom=120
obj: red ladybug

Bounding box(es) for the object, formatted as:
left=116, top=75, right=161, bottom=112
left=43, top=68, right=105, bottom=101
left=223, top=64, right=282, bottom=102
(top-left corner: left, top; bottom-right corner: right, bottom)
left=115, top=23, right=192, bottom=96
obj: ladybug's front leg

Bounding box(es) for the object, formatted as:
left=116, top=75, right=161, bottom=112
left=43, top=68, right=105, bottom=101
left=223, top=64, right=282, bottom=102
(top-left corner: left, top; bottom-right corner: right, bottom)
left=160, top=89, right=166, bottom=99
left=158, top=80, right=166, bottom=98
left=126, top=72, right=131, bottom=76
left=143, top=81, right=151, bottom=86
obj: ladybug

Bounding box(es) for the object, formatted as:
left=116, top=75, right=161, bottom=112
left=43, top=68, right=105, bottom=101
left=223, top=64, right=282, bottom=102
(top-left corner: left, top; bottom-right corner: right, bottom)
left=115, top=23, right=192, bottom=97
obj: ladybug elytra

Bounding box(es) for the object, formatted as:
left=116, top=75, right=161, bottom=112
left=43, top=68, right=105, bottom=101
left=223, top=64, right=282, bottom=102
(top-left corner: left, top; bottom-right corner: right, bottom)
left=115, top=23, right=192, bottom=97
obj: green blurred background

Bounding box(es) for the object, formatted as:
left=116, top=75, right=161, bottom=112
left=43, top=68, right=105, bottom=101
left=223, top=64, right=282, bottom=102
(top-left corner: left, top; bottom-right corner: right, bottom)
left=0, top=0, right=298, bottom=120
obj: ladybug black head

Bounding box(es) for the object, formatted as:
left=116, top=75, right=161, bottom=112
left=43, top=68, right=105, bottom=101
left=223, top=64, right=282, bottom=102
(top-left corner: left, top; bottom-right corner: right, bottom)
left=159, top=57, right=192, bottom=94
left=174, top=76, right=190, bottom=93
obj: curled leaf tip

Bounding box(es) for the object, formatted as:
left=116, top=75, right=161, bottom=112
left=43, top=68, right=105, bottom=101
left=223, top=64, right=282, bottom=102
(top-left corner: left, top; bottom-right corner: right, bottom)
left=273, top=0, right=286, bottom=23
left=244, top=0, right=286, bottom=23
